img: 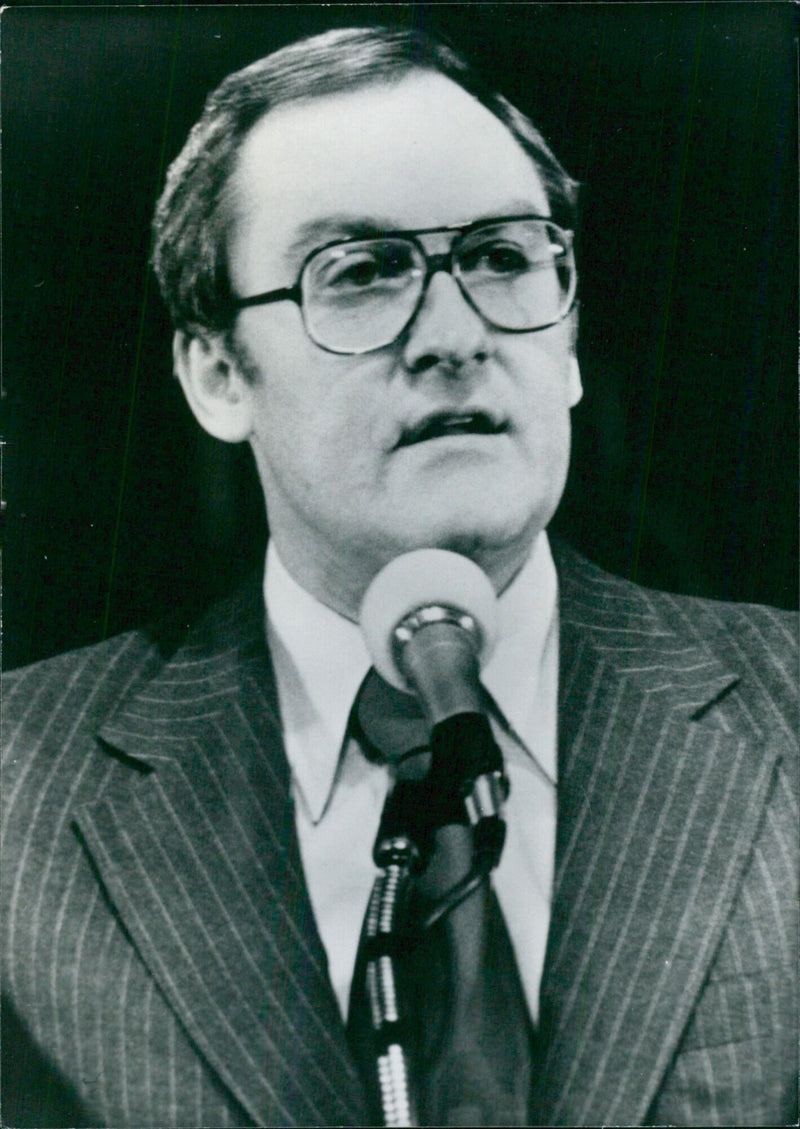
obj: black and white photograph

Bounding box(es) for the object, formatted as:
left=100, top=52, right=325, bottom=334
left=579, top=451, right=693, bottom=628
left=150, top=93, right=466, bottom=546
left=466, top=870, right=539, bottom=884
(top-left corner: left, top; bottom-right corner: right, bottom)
left=3, top=4, right=797, bottom=1126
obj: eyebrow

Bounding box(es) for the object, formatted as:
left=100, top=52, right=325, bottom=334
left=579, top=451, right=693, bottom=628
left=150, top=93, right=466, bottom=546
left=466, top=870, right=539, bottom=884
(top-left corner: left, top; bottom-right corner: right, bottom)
left=284, top=215, right=399, bottom=264
left=283, top=200, right=552, bottom=263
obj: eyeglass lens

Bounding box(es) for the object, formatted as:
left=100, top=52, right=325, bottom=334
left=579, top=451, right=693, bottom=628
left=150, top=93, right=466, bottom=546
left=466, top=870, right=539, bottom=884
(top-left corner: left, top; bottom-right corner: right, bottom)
left=302, top=218, right=574, bottom=353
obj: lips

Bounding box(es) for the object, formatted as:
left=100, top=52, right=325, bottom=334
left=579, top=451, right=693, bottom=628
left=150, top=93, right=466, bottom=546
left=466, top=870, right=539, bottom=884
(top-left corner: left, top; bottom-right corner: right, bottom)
left=397, top=410, right=507, bottom=447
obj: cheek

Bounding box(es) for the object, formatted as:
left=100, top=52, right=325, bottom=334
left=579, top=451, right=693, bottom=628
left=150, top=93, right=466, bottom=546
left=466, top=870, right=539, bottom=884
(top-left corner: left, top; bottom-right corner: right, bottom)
left=513, top=350, right=576, bottom=438
left=255, top=374, right=383, bottom=496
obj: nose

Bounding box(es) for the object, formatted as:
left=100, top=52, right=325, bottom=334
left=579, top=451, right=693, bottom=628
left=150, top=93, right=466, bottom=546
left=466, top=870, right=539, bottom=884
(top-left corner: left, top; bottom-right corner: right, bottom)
left=401, top=270, right=491, bottom=375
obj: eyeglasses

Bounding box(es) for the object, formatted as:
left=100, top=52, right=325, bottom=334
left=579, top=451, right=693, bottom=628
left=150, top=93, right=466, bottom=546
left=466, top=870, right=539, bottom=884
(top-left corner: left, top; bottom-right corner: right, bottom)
left=230, top=214, right=577, bottom=355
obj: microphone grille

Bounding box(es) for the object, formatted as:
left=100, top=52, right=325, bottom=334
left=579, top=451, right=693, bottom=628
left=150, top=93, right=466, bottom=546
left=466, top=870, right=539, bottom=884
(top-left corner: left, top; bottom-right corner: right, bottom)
left=359, top=549, right=499, bottom=690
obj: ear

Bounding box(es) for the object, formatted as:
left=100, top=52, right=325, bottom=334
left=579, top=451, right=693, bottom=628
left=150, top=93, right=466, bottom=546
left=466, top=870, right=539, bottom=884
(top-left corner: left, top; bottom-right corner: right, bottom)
left=172, top=330, right=253, bottom=443
left=566, top=307, right=582, bottom=407
left=567, top=355, right=583, bottom=407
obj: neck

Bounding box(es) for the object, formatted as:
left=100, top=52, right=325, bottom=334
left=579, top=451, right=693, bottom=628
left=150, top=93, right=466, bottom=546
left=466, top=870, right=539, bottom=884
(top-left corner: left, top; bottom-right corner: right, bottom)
left=268, top=531, right=538, bottom=622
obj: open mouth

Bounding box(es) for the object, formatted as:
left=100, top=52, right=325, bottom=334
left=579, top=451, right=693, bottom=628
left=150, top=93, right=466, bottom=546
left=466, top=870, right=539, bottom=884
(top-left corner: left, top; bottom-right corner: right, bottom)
left=398, top=411, right=507, bottom=447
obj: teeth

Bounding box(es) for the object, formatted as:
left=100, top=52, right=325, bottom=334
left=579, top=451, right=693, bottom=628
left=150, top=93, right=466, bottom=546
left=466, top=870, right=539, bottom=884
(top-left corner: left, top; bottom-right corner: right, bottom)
left=439, top=414, right=476, bottom=433
left=408, top=412, right=499, bottom=444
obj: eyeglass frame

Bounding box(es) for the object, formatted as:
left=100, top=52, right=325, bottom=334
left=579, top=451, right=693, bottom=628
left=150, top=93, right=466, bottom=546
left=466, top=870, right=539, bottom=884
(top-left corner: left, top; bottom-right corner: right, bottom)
left=228, top=213, right=578, bottom=355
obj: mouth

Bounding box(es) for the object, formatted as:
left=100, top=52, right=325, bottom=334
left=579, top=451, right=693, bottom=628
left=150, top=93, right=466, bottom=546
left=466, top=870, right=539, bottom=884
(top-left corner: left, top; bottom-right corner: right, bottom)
left=397, top=410, right=508, bottom=448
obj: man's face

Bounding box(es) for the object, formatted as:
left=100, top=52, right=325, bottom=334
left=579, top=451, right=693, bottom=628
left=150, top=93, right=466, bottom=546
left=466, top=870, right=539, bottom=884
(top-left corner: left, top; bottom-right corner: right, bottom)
left=225, top=72, right=581, bottom=615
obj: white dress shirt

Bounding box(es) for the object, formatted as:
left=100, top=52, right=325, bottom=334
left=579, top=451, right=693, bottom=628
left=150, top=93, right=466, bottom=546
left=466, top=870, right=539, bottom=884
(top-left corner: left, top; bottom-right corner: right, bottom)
left=264, top=534, right=559, bottom=1024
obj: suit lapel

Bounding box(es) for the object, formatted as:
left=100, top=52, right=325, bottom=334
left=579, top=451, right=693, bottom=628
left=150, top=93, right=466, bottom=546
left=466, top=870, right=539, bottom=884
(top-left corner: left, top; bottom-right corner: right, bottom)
left=76, top=582, right=366, bottom=1127
left=533, top=545, right=779, bottom=1125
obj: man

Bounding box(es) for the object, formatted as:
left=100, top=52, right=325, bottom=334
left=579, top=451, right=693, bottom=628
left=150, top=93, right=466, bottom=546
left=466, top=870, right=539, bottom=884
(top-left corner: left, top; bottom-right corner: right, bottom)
left=2, top=26, right=797, bottom=1128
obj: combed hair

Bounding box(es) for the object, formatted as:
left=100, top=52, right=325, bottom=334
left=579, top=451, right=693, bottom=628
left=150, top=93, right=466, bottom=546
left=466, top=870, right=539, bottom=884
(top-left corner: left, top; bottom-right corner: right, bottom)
left=151, top=25, right=578, bottom=333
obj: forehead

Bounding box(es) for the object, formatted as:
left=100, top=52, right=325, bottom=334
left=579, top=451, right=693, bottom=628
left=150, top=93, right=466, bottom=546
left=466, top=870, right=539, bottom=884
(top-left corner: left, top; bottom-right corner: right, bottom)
left=227, top=72, right=551, bottom=283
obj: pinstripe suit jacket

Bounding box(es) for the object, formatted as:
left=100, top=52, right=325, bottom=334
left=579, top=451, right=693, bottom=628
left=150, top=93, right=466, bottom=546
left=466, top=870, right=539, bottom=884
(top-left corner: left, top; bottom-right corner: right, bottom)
left=2, top=542, right=797, bottom=1127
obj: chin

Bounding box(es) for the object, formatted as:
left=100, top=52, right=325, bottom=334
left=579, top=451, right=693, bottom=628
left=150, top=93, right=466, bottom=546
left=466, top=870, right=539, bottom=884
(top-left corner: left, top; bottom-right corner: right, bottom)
left=391, top=505, right=540, bottom=573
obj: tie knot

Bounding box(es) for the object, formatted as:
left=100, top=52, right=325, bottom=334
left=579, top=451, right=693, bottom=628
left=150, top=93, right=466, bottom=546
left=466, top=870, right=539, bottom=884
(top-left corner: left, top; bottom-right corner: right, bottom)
left=352, top=667, right=432, bottom=779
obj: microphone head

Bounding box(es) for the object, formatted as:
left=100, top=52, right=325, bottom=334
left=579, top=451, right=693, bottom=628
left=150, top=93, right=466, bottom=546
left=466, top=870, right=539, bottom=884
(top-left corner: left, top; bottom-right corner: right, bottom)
left=359, top=549, right=499, bottom=691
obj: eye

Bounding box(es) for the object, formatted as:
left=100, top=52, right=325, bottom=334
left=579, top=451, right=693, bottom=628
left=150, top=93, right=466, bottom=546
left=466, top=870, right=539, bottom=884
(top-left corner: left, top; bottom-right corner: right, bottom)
left=461, top=240, right=532, bottom=276
left=459, top=220, right=569, bottom=280
left=332, top=256, right=382, bottom=288
left=314, top=242, right=415, bottom=291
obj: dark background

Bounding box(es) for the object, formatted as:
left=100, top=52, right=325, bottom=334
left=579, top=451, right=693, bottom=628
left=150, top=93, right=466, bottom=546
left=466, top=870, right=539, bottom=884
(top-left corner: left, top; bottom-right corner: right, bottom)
left=4, top=2, right=797, bottom=671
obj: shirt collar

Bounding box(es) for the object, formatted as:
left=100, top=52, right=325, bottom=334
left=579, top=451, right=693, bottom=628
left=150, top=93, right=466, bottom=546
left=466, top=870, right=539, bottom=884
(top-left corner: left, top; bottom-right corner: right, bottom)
left=265, top=534, right=558, bottom=822
left=265, top=543, right=372, bottom=821
left=482, top=532, right=559, bottom=783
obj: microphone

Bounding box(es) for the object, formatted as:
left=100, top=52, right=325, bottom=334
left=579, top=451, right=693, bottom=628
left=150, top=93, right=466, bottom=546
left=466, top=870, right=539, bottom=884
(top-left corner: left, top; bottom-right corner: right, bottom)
left=360, top=549, right=508, bottom=843
left=359, top=548, right=498, bottom=724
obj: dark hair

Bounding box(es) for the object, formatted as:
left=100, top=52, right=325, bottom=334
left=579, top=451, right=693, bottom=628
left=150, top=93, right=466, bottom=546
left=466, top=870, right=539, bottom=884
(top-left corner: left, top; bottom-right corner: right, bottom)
left=151, top=25, right=578, bottom=334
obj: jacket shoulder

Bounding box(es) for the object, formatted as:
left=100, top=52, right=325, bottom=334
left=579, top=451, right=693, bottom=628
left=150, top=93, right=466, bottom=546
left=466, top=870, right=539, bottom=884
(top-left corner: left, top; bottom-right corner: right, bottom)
left=2, top=631, right=167, bottom=780
left=556, top=539, right=797, bottom=660
left=651, top=586, right=798, bottom=766
left=555, top=540, right=798, bottom=773
left=613, top=570, right=797, bottom=696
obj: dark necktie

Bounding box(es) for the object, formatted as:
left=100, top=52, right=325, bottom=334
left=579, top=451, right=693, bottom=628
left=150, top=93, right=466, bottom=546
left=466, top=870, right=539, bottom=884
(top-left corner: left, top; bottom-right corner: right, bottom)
left=347, top=669, right=533, bottom=1127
